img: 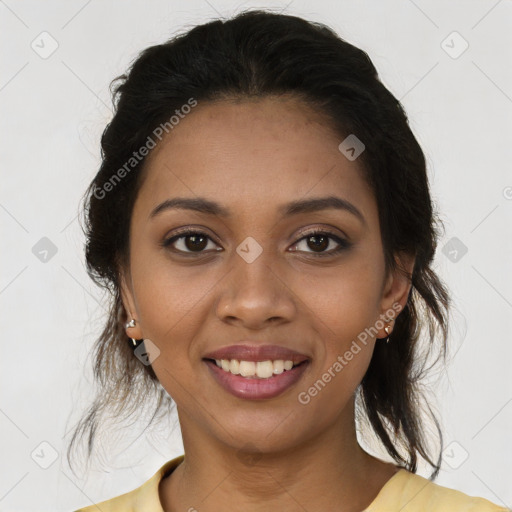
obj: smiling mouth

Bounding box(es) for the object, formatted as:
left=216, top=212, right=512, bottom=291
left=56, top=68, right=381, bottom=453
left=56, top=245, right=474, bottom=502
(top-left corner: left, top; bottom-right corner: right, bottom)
left=204, top=358, right=308, bottom=379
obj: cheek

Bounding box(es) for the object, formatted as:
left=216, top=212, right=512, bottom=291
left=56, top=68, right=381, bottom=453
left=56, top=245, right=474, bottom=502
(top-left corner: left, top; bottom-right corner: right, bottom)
left=130, top=248, right=219, bottom=343
left=128, top=250, right=230, bottom=402
left=298, top=257, right=383, bottom=345
left=296, top=273, right=378, bottom=417
left=129, top=259, right=212, bottom=401
left=295, top=256, right=382, bottom=397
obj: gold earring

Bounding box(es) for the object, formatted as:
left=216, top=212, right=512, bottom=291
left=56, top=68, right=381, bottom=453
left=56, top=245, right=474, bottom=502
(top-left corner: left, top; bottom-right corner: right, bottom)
left=384, top=324, right=392, bottom=344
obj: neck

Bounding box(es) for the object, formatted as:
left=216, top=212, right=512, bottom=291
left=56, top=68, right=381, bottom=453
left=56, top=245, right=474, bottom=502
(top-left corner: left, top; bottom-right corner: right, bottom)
left=159, top=400, right=397, bottom=512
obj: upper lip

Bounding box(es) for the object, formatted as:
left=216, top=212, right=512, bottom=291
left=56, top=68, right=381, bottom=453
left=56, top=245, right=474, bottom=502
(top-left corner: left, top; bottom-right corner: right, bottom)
left=203, top=344, right=310, bottom=363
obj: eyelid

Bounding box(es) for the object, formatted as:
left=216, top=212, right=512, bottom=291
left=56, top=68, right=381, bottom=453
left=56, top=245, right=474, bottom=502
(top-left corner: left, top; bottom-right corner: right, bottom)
left=295, top=224, right=348, bottom=240
left=161, top=225, right=351, bottom=255
left=165, top=225, right=217, bottom=241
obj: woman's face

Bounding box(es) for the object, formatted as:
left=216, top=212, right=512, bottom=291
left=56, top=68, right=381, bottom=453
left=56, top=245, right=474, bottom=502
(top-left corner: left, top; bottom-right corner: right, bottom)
left=120, top=96, right=412, bottom=454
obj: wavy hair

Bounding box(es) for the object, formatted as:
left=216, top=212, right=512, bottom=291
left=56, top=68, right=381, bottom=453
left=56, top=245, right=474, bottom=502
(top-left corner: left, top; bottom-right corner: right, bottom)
left=66, top=9, right=450, bottom=479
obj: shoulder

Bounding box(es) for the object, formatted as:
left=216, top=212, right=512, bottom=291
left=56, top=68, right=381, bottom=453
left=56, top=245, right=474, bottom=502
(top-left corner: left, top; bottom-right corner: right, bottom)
left=366, top=468, right=508, bottom=511
left=72, top=455, right=185, bottom=512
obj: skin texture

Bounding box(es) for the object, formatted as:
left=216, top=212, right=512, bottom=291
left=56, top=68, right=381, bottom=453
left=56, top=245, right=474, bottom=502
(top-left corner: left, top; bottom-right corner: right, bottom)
left=119, top=96, right=415, bottom=511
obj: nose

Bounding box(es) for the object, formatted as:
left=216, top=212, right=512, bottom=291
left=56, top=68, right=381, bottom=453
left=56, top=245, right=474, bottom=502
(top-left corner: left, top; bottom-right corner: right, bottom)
left=215, top=246, right=296, bottom=329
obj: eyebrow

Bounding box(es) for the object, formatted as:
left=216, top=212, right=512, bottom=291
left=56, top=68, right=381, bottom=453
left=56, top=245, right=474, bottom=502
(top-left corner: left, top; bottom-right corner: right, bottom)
left=149, top=196, right=366, bottom=225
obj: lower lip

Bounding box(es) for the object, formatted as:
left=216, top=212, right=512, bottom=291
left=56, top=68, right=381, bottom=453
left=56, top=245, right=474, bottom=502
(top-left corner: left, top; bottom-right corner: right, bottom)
left=204, top=360, right=309, bottom=400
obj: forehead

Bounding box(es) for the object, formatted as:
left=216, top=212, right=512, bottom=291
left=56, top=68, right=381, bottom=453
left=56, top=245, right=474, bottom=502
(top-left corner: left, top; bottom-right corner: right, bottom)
left=134, top=97, right=376, bottom=225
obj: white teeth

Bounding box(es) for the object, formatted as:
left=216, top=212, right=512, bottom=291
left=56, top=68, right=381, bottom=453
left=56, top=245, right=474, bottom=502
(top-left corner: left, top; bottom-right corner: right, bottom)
left=213, top=358, right=301, bottom=378
left=239, top=361, right=255, bottom=377
left=273, top=360, right=284, bottom=374
left=256, top=360, right=274, bottom=379
left=229, top=359, right=240, bottom=375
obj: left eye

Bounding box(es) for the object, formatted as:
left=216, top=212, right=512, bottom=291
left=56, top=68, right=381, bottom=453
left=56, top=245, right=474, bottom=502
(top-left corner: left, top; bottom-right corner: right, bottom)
left=291, top=230, right=350, bottom=256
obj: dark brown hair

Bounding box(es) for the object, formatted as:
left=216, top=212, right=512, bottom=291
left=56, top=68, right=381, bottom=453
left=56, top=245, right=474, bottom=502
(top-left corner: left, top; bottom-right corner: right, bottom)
left=66, top=9, right=450, bottom=479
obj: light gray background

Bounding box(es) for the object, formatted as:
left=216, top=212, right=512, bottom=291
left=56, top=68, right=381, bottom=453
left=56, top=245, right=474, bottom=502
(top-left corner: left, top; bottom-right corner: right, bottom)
left=1, top=0, right=511, bottom=510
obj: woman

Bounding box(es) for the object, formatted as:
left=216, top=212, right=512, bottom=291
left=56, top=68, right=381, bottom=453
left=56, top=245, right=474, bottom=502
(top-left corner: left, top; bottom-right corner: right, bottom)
left=69, top=9, right=506, bottom=511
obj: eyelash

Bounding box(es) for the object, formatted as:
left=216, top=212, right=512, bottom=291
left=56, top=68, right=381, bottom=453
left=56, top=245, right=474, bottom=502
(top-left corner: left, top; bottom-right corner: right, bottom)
left=161, top=227, right=352, bottom=258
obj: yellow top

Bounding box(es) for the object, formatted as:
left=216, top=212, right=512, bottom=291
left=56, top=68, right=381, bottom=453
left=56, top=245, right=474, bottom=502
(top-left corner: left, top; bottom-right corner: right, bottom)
left=74, top=455, right=507, bottom=511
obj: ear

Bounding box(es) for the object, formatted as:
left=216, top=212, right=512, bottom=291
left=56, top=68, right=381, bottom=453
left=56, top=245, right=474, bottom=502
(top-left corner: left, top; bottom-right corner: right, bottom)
left=119, top=266, right=144, bottom=340
left=377, top=251, right=415, bottom=338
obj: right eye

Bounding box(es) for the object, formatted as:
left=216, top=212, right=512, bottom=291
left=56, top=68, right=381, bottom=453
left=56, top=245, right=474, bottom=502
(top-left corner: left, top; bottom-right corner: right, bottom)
left=161, top=229, right=221, bottom=255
